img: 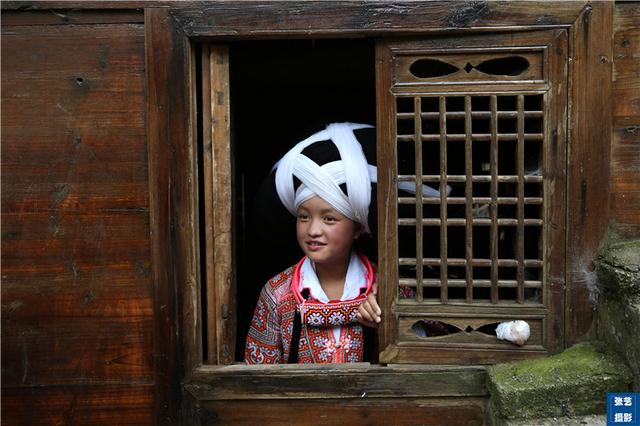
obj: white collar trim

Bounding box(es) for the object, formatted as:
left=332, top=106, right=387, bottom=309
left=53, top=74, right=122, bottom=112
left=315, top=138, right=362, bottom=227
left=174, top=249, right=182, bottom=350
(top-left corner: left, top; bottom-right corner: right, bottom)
left=298, top=253, right=367, bottom=303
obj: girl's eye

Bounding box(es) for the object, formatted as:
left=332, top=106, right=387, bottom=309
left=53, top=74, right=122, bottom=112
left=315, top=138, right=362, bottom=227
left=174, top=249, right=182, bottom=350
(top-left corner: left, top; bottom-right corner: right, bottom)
left=297, top=214, right=309, bottom=221
left=323, top=216, right=337, bottom=223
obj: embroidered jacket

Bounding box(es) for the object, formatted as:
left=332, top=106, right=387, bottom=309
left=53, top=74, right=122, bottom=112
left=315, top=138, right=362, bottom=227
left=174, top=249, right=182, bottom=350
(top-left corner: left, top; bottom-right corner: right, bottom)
left=244, top=259, right=375, bottom=364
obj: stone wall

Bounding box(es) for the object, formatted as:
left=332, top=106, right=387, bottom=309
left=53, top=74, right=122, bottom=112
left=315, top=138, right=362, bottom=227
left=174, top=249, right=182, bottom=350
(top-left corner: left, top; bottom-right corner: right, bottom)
left=594, top=237, right=640, bottom=391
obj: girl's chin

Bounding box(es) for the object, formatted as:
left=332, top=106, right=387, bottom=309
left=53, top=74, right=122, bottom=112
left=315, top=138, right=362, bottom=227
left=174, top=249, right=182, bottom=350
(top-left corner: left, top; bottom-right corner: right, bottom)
left=304, top=252, right=324, bottom=261
left=304, top=253, right=350, bottom=267
left=304, top=252, right=330, bottom=264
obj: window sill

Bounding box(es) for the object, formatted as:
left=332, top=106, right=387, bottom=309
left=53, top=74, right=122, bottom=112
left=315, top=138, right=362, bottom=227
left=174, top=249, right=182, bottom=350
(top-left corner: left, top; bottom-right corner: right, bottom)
left=185, top=363, right=487, bottom=401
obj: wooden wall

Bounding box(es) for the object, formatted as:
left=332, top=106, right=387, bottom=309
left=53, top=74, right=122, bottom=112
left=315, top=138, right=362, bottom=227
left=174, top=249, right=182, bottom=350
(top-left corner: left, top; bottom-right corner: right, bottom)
left=1, top=11, right=155, bottom=425
left=0, top=3, right=638, bottom=425
left=611, top=3, right=640, bottom=239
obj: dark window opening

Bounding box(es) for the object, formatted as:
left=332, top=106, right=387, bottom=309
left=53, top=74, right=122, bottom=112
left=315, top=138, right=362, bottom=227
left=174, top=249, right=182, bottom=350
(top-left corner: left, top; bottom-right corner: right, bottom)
left=227, top=39, right=376, bottom=362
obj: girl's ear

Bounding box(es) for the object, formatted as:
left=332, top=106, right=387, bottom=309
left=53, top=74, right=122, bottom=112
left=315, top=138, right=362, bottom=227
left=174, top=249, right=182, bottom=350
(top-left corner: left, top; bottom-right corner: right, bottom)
left=354, top=223, right=365, bottom=240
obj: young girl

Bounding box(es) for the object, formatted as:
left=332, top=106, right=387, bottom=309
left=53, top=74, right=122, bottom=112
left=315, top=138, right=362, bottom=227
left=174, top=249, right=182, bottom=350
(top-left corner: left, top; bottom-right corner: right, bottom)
left=244, top=123, right=382, bottom=364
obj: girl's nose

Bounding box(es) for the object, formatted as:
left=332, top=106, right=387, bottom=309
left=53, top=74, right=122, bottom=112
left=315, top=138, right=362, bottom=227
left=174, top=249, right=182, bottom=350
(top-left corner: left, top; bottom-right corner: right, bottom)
left=308, top=218, right=322, bottom=236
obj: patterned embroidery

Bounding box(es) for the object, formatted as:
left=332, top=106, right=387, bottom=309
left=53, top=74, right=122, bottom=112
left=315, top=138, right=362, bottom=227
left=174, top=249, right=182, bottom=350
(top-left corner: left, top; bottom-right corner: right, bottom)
left=244, top=260, right=376, bottom=365
left=302, top=325, right=364, bottom=363
left=300, top=298, right=364, bottom=327
left=245, top=341, right=281, bottom=364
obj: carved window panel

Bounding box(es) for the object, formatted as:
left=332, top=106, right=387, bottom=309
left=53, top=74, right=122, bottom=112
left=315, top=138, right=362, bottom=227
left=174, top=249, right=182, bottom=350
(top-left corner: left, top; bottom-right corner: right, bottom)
left=377, top=30, right=567, bottom=364
left=399, top=51, right=544, bottom=83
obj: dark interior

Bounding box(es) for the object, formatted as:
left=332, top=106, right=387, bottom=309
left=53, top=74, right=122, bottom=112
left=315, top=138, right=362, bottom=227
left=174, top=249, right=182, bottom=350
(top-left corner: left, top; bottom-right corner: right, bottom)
left=226, top=39, right=376, bottom=361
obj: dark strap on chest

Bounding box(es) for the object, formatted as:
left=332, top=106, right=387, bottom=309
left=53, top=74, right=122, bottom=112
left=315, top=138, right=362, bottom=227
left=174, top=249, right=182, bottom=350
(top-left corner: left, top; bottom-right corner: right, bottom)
left=287, top=310, right=302, bottom=364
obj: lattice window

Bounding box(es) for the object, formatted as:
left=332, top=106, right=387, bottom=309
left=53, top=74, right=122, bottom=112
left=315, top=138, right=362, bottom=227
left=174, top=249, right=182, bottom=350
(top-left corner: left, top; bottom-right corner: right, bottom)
left=377, top=30, right=567, bottom=364
left=395, top=93, right=544, bottom=305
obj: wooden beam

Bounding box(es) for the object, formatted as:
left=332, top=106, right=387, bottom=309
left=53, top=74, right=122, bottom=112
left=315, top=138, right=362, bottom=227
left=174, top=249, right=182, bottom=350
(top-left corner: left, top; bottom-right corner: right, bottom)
left=565, top=1, right=614, bottom=346
left=610, top=2, right=640, bottom=238
left=187, top=364, right=487, bottom=400
left=197, top=397, right=487, bottom=426
left=171, top=2, right=586, bottom=37
left=145, top=8, right=184, bottom=425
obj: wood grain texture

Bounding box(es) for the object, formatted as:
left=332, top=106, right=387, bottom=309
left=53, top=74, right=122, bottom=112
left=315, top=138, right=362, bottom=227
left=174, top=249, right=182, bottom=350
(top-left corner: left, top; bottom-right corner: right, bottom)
left=1, top=10, right=144, bottom=25
left=202, top=45, right=236, bottom=364
left=2, top=317, right=153, bottom=386
left=611, top=3, right=640, bottom=238
left=1, top=14, right=153, bottom=424
left=1, top=384, right=154, bottom=426
left=544, top=28, right=569, bottom=354
left=375, top=40, right=399, bottom=359
left=197, top=397, right=487, bottom=426
left=565, top=2, right=614, bottom=346
left=171, top=1, right=585, bottom=37
left=145, top=7, right=187, bottom=424
left=189, top=364, right=487, bottom=400
left=377, top=29, right=567, bottom=363
left=1, top=1, right=164, bottom=9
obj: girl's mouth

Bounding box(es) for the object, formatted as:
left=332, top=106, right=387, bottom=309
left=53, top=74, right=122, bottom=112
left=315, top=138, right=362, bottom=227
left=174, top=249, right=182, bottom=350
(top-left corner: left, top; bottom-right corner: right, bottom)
left=306, top=241, right=325, bottom=251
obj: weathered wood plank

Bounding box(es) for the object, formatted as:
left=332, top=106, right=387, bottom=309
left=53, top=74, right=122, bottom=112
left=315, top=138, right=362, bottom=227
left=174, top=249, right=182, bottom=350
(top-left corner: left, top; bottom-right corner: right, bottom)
left=1, top=262, right=149, bottom=287
left=2, top=182, right=149, bottom=213
left=381, top=345, right=546, bottom=365
left=207, top=45, right=236, bottom=365
left=2, top=279, right=152, bottom=320
left=1, top=10, right=143, bottom=26
left=1, top=1, right=165, bottom=9
left=2, top=226, right=152, bottom=321
left=1, top=211, right=147, bottom=240
left=1, top=128, right=147, bottom=164
left=1, top=24, right=145, bottom=86
left=2, top=317, right=153, bottom=387
left=565, top=2, right=614, bottom=346
left=375, top=39, right=399, bottom=359
left=188, top=364, right=487, bottom=400
left=544, top=28, right=569, bottom=354
left=611, top=3, right=640, bottom=238
left=145, top=8, right=182, bottom=424
left=197, top=397, right=487, bottom=426
left=172, top=1, right=586, bottom=37
left=1, top=384, right=154, bottom=426
left=1, top=22, right=149, bottom=210
left=1, top=162, right=148, bottom=185
left=1, top=15, right=154, bottom=424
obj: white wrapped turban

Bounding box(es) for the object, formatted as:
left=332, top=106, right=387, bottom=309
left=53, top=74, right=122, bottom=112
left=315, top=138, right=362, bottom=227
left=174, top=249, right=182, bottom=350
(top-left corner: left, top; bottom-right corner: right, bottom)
left=275, top=123, right=375, bottom=233
left=274, top=122, right=446, bottom=235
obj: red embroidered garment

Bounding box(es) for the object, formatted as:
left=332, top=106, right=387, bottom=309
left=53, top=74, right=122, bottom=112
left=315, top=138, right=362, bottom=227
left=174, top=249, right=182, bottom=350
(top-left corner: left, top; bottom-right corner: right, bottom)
left=244, top=256, right=375, bottom=364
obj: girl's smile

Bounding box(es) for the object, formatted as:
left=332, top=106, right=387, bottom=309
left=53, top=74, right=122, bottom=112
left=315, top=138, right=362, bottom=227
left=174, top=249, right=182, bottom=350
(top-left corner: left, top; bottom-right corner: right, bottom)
left=305, top=240, right=326, bottom=251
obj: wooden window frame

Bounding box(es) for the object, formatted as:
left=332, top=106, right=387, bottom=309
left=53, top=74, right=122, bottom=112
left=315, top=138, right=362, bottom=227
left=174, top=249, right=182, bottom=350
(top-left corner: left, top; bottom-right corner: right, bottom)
left=376, top=29, right=569, bottom=364
left=145, top=2, right=612, bottom=422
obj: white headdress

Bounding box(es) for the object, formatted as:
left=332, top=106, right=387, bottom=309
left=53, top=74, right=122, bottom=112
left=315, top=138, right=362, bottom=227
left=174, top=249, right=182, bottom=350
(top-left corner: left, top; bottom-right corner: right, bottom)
left=274, top=123, right=375, bottom=233
left=274, top=122, right=447, bottom=234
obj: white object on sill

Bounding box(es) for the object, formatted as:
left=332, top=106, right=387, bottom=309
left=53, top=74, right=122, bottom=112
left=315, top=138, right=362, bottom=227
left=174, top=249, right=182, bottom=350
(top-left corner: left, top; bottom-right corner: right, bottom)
left=496, top=320, right=530, bottom=346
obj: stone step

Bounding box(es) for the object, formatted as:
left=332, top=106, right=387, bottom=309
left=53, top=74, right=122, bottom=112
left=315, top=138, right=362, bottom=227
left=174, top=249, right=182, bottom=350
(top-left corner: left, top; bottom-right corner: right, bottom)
left=487, top=342, right=632, bottom=423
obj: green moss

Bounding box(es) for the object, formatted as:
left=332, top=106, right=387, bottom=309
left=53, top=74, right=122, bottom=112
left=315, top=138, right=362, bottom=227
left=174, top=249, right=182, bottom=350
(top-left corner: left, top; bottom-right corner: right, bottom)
left=596, top=298, right=640, bottom=391
left=596, top=239, right=640, bottom=302
left=487, top=343, right=632, bottom=420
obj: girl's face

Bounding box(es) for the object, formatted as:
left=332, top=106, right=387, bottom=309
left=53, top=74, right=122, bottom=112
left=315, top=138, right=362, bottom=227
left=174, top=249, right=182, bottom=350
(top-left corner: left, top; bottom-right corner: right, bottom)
left=296, top=196, right=362, bottom=268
